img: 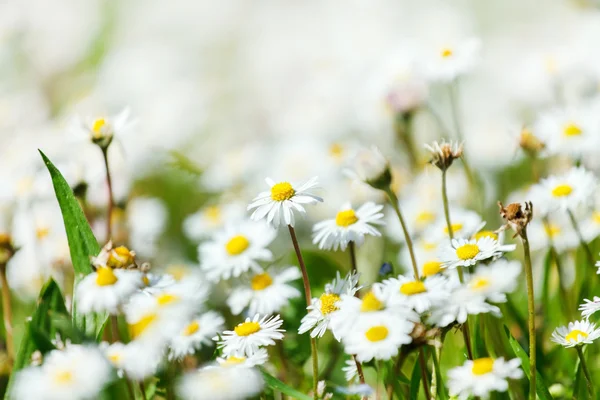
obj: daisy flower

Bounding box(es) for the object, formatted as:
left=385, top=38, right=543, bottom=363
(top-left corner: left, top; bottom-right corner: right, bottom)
left=528, top=167, right=597, bottom=216
left=581, top=209, right=600, bottom=242
left=214, top=314, right=285, bottom=357
left=346, top=146, right=391, bottom=189
left=551, top=320, right=600, bottom=347
left=447, top=357, right=523, bottom=400
left=342, top=358, right=359, bottom=382
left=90, top=241, right=137, bottom=270
left=382, top=274, right=450, bottom=314
left=298, top=271, right=360, bottom=339
left=169, top=311, right=225, bottom=361
left=227, top=266, right=301, bottom=316
left=247, top=177, right=322, bottom=228
left=70, top=108, right=134, bottom=148
left=312, top=202, right=385, bottom=251
left=424, top=208, right=484, bottom=243
left=385, top=197, right=441, bottom=242
left=342, top=313, right=414, bottom=362
left=183, top=202, right=245, bottom=242
left=398, top=238, right=444, bottom=277
left=526, top=215, right=578, bottom=253
left=439, top=237, right=516, bottom=270
left=75, top=267, right=143, bottom=314
left=467, top=260, right=521, bottom=303
left=199, top=220, right=276, bottom=281
left=423, top=38, right=481, bottom=82
left=177, top=366, right=264, bottom=400
left=101, top=341, right=164, bottom=381
left=12, top=345, right=112, bottom=400
left=216, top=348, right=269, bottom=368
left=579, top=296, right=600, bottom=319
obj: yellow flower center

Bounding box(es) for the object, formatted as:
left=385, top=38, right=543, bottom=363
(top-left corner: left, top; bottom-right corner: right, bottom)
left=400, top=280, right=427, bottom=296
left=552, top=184, right=573, bottom=197
left=565, top=329, right=588, bottom=343
left=329, top=143, right=344, bottom=159
left=129, top=313, right=157, bottom=339
left=471, top=278, right=490, bottom=290
left=224, top=356, right=246, bottom=365
left=563, top=123, right=582, bottom=137
left=95, top=267, right=118, bottom=286
left=473, top=230, right=498, bottom=241
left=225, top=235, right=250, bottom=255
left=456, top=244, right=480, bottom=260
left=335, top=209, right=359, bottom=227
left=319, top=293, right=341, bottom=315
left=270, top=182, right=295, bottom=201
left=544, top=223, right=561, bottom=238
left=234, top=321, right=261, bottom=336
left=166, top=265, right=189, bottom=281
left=183, top=321, right=200, bottom=336
left=91, top=118, right=106, bottom=137
left=360, top=291, right=384, bottom=312
left=53, top=370, right=73, bottom=385
left=441, top=48, right=453, bottom=58
left=108, top=353, right=121, bottom=364
left=107, top=246, right=134, bottom=268
left=593, top=211, right=600, bottom=224
left=415, top=211, right=436, bottom=225
left=444, top=223, right=463, bottom=235
left=422, top=241, right=437, bottom=251
left=142, top=275, right=150, bottom=286
left=251, top=273, right=273, bottom=291
left=36, top=227, right=50, bottom=239
left=422, top=261, right=442, bottom=277
left=157, top=293, right=179, bottom=306
left=365, top=325, right=389, bottom=342
left=204, top=205, right=221, bottom=223
left=471, top=358, right=494, bottom=375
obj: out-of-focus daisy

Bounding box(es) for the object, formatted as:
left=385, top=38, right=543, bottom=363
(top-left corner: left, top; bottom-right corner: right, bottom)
left=247, top=177, right=322, bottom=228
left=581, top=208, right=600, bottom=242
left=227, top=266, right=301, bottom=316
left=439, top=237, right=516, bottom=269
left=70, top=108, right=134, bottom=148
left=424, top=208, right=484, bottom=243
left=342, top=358, right=359, bottom=383
left=312, top=202, right=384, bottom=251
left=75, top=267, right=142, bottom=314
left=183, top=202, right=245, bottom=242
left=101, top=341, right=163, bottom=381
left=215, top=314, right=284, bottom=357
left=398, top=238, right=444, bottom=277
left=126, top=197, right=168, bottom=258
left=199, top=220, right=276, bottom=281
left=385, top=197, right=441, bottom=242
left=12, top=345, right=112, bottom=400
left=580, top=297, right=600, bottom=319
left=346, top=146, right=391, bottom=189
left=467, top=260, right=521, bottom=303
left=551, top=320, right=600, bottom=347
left=299, top=271, right=360, bottom=339
left=447, top=357, right=523, bottom=400
left=216, top=348, right=269, bottom=368
left=423, top=38, right=481, bottom=82
left=528, top=167, right=597, bottom=216
left=382, top=274, right=450, bottom=314
left=177, top=366, right=264, bottom=400
left=169, top=311, right=225, bottom=361
left=424, top=139, right=463, bottom=171
left=526, top=215, right=578, bottom=253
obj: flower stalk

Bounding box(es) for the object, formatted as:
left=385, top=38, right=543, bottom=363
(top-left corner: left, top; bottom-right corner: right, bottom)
left=101, top=146, right=115, bottom=241
left=522, top=227, right=536, bottom=400
left=575, top=346, right=595, bottom=398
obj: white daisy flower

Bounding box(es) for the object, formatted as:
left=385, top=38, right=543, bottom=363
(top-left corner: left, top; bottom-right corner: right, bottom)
left=214, top=314, right=285, bottom=357
left=346, top=146, right=390, bottom=187
left=581, top=209, right=600, bottom=242
left=216, top=348, right=269, bottom=368
left=447, top=357, right=523, bottom=400
left=342, top=358, right=359, bottom=382
left=579, top=296, right=600, bottom=319
left=11, top=345, right=112, bottom=400
left=152, top=279, right=211, bottom=312
left=199, top=220, right=276, bottom=281
left=177, top=366, right=264, bottom=400
left=298, top=271, right=360, bottom=339
left=312, top=202, right=385, bottom=251
left=342, top=313, right=414, bottom=362
left=183, top=202, right=246, bottom=242
left=101, top=341, right=163, bottom=381
left=424, top=208, right=484, bottom=243
left=467, top=260, right=521, bottom=303
left=439, top=237, right=516, bottom=270
left=169, top=311, right=225, bottom=361
left=75, top=267, right=143, bottom=315
left=141, top=273, right=177, bottom=295
left=247, top=177, right=322, bottom=228
left=423, top=37, right=481, bottom=82
left=528, top=167, right=597, bottom=216
left=526, top=215, right=578, bottom=253
left=70, top=108, right=134, bottom=148
left=398, top=238, right=444, bottom=278
left=385, top=197, right=441, bottom=243
left=382, top=274, right=450, bottom=314
left=551, top=320, right=600, bottom=347
left=227, top=266, right=301, bottom=316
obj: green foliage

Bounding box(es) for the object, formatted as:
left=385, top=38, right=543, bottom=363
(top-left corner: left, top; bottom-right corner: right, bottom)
left=260, top=368, right=312, bottom=400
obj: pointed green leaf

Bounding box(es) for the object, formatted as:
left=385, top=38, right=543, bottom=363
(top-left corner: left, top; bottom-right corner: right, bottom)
left=410, top=356, right=422, bottom=400
left=260, top=369, right=312, bottom=400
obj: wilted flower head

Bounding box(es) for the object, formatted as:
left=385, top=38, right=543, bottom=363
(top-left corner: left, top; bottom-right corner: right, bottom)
left=498, top=201, right=533, bottom=238
left=424, top=140, right=463, bottom=171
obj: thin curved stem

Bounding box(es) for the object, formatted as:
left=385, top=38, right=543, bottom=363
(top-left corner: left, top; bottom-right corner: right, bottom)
left=521, top=228, right=536, bottom=400
left=566, top=209, right=595, bottom=267
left=101, top=147, right=114, bottom=241
left=576, top=346, right=595, bottom=398
left=0, top=264, right=13, bottom=363
left=348, top=241, right=358, bottom=274
left=384, top=188, right=419, bottom=279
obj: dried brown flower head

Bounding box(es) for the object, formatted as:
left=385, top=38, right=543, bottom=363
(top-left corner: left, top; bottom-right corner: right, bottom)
left=91, top=241, right=137, bottom=270
left=498, top=201, right=533, bottom=238
left=424, top=140, right=463, bottom=171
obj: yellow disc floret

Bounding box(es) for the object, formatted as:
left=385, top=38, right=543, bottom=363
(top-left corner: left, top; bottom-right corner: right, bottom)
left=157, top=293, right=179, bottom=306
left=96, top=267, right=118, bottom=286
left=552, top=184, right=573, bottom=197
left=444, top=223, right=463, bottom=235
left=415, top=211, right=436, bottom=225
left=544, top=223, right=561, bottom=238
left=251, top=273, right=273, bottom=291
left=365, top=325, right=389, bottom=342
left=360, top=291, right=384, bottom=312
left=129, top=313, right=157, bottom=339
left=91, top=118, right=106, bottom=138
left=400, top=280, right=427, bottom=295
left=204, top=205, right=221, bottom=223
left=563, top=123, right=582, bottom=137
left=107, top=246, right=135, bottom=268
left=473, top=230, right=498, bottom=241
left=565, top=329, right=588, bottom=343
left=335, top=209, right=359, bottom=227
left=53, top=370, right=73, bottom=385
left=183, top=321, right=200, bottom=336
left=441, top=48, right=453, bottom=58
left=422, top=261, right=442, bottom=277
left=234, top=321, right=261, bottom=336
left=471, top=357, right=494, bottom=375
left=471, top=278, right=489, bottom=290
left=270, top=182, right=295, bottom=201
left=456, top=244, right=480, bottom=260
left=225, top=235, right=250, bottom=255
left=224, top=356, right=246, bottom=365
left=319, top=293, right=341, bottom=315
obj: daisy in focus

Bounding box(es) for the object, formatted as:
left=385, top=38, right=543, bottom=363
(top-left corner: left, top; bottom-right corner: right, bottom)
left=215, top=314, right=284, bottom=357
left=439, top=237, right=516, bottom=269
left=579, top=296, right=600, bottom=319
left=169, top=311, right=225, bottom=360
left=447, top=357, right=523, bottom=400
left=247, top=177, right=322, bottom=228
left=177, top=365, right=264, bottom=400
left=70, top=108, right=134, bottom=148
left=312, top=201, right=384, bottom=251
left=75, top=266, right=142, bottom=314
left=199, top=220, right=276, bottom=281
left=551, top=320, right=600, bottom=347
left=226, top=266, right=302, bottom=316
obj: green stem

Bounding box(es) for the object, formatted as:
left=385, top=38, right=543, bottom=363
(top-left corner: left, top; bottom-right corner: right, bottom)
left=549, top=245, right=573, bottom=321
left=101, top=147, right=114, bottom=241
left=567, top=208, right=595, bottom=267
left=521, top=228, right=536, bottom=400
left=287, top=225, right=319, bottom=399
left=348, top=241, right=358, bottom=274
left=395, top=112, right=419, bottom=172
left=0, top=264, right=14, bottom=364
left=576, top=346, right=595, bottom=398
left=384, top=188, right=419, bottom=279
left=386, top=349, right=408, bottom=399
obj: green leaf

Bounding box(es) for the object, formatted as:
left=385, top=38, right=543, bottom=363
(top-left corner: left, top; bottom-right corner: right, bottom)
left=260, top=369, right=312, bottom=400
left=39, top=150, right=106, bottom=339
left=5, top=280, right=67, bottom=398
left=429, top=346, right=449, bottom=400
left=504, top=326, right=554, bottom=400
left=410, top=356, right=422, bottom=400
